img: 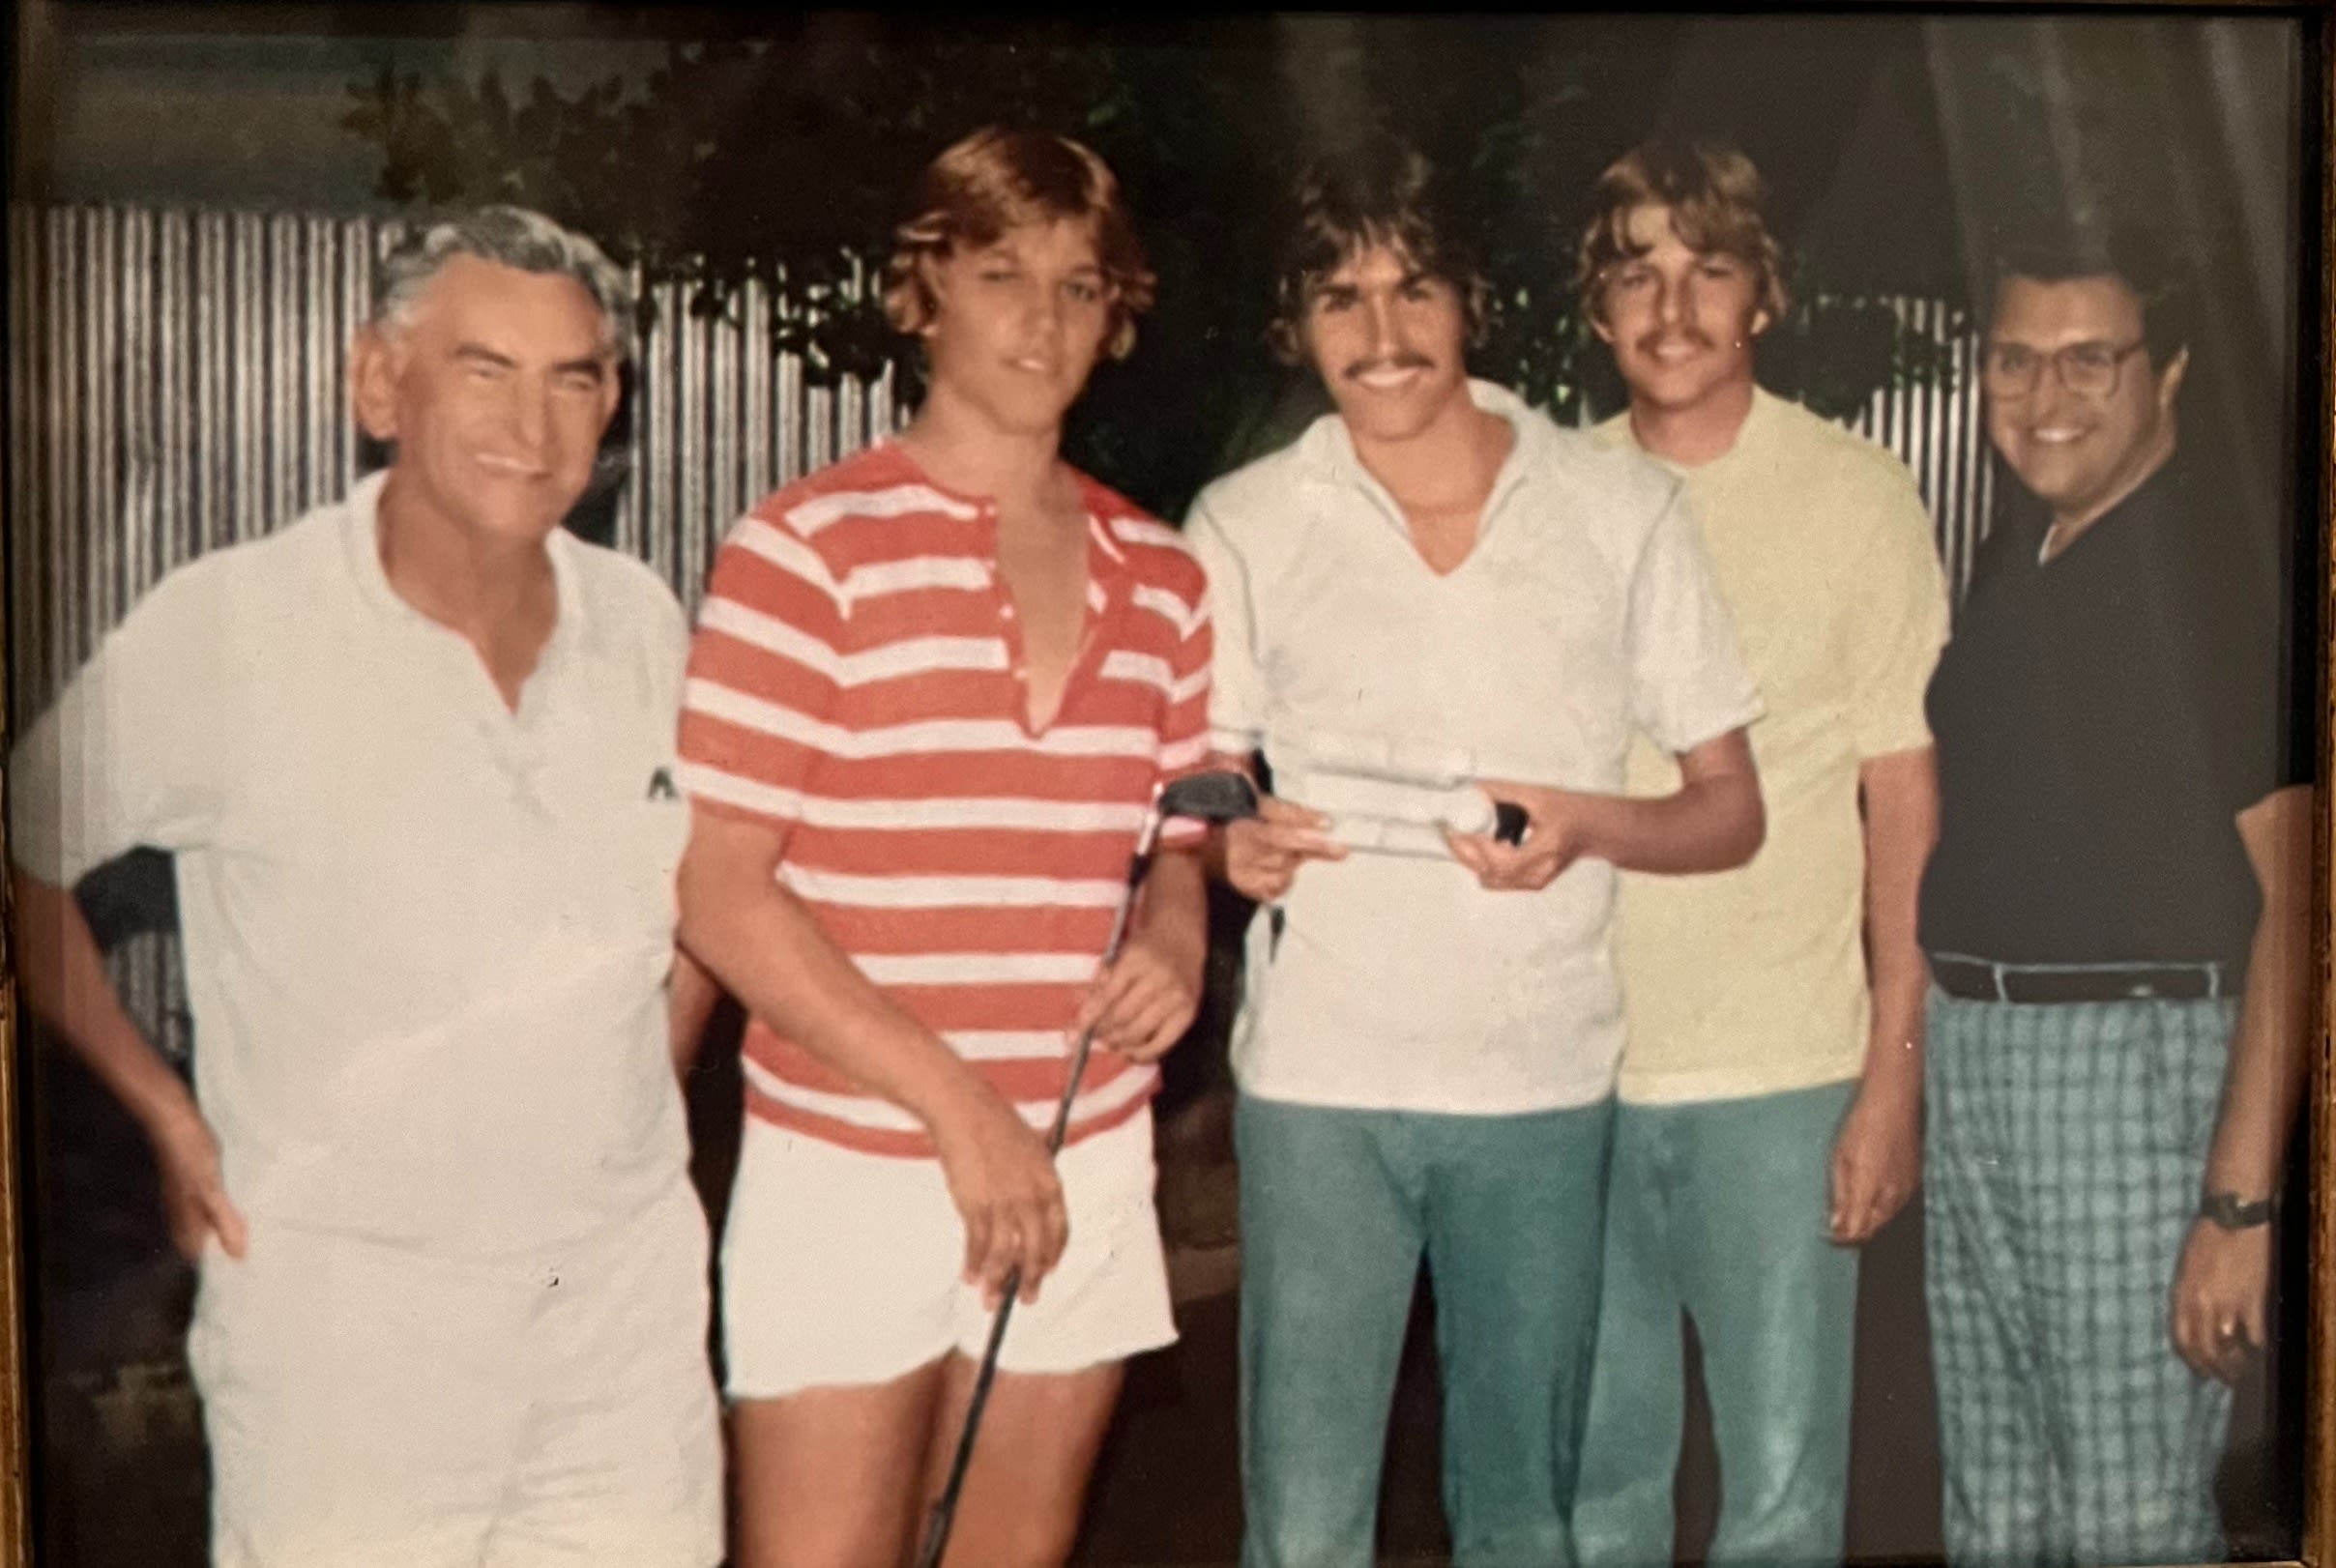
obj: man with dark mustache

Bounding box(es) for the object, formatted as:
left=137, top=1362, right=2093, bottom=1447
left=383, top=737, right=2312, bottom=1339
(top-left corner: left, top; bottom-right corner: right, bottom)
left=1564, top=139, right=1949, bottom=1568
left=1185, top=134, right=1766, bottom=1568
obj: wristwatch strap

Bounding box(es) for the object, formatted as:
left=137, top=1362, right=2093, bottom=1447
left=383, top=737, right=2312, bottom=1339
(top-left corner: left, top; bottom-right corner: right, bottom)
left=2200, top=1190, right=2275, bottom=1231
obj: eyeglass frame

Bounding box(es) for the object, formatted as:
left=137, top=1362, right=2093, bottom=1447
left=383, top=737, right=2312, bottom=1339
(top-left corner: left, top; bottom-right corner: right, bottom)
left=1979, top=336, right=2154, bottom=399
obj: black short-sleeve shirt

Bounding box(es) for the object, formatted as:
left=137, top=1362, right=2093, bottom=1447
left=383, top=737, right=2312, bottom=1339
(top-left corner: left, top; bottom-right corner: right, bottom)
left=1920, top=450, right=2310, bottom=974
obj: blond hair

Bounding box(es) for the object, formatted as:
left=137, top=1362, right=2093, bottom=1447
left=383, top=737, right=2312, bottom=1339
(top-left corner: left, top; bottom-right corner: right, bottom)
left=1575, top=140, right=1788, bottom=327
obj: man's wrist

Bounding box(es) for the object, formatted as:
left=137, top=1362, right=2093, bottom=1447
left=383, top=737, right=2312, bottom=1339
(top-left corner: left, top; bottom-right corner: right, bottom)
left=1859, top=1027, right=1925, bottom=1085
left=898, top=1030, right=1005, bottom=1136
left=918, top=1071, right=1005, bottom=1148
left=1132, top=915, right=1206, bottom=973
left=121, top=1058, right=201, bottom=1142
left=1564, top=790, right=1616, bottom=862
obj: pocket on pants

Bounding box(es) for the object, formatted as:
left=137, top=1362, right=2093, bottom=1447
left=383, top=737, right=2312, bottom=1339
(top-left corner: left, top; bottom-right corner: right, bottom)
left=2141, top=999, right=2234, bottom=1163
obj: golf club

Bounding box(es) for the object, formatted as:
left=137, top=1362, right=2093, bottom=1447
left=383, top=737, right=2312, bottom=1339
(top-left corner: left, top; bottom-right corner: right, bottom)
left=913, top=769, right=1260, bottom=1568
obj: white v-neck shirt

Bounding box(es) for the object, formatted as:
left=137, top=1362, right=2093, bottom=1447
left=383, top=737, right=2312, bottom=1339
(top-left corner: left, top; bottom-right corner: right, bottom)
left=1187, top=381, right=1760, bottom=1114
left=11, top=470, right=693, bottom=1255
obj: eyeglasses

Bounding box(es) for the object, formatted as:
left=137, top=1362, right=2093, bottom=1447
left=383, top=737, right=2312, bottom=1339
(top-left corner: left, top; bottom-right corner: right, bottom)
left=1980, top=338, right=2150, bottom=399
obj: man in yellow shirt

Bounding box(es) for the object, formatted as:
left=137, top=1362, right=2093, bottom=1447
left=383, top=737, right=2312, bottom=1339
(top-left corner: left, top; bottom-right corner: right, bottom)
left=1568, top=140, right=1949, bottom=1566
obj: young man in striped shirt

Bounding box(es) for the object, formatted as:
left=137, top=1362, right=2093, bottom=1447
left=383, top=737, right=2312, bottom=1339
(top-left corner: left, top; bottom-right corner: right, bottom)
left=675, top=128, right=1212, bottom=1568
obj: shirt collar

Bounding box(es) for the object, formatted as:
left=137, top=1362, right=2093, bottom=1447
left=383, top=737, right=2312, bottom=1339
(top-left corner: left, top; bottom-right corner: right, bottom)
left=1299, top=377, right=1549, bottom=539
left=1305, top=377, right=1546, bottom=478
left=2013, top=445, right=2191, bottom=566
left=1593, top=383, right=1775, bottom=473
left=340, top=466, right=586, bottom=681
left=879, top=436, right=1132, bottom=574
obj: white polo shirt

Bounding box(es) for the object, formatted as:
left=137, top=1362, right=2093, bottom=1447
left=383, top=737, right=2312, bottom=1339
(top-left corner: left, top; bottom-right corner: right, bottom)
left=1187, top=381, right=1760, bottom=1115
left=9, top=470, right=693, bottom=1256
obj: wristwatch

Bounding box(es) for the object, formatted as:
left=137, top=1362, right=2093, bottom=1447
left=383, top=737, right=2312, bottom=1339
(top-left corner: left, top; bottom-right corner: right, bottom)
left=2199, top=1191, right=2276, bottom=1231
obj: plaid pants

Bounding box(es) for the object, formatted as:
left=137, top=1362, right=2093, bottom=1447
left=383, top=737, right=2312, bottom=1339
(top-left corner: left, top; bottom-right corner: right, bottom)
left=1924, top=991, right=2234, bottom=1568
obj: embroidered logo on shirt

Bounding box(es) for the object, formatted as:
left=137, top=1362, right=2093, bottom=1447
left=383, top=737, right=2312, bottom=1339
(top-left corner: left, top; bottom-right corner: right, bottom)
left=646, top=767, right=678, bottom=801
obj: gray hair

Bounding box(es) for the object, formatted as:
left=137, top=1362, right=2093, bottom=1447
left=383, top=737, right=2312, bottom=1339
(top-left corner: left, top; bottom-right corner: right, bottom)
left=371, top=206, right=635, bottom=364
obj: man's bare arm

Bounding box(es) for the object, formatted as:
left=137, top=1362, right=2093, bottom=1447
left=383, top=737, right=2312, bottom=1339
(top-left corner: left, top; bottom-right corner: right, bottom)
left=2171, top=783, right=2312, bottom=1382
left=667, top=947, right=723, bottom=1081
left=1828, top=745, right=1940, bottom=1244
left=9, top=864, right=246, bottom=1258
left=675, top=806, right=1066, bottom=1304
left=1078, top=847, right=1209, bottom=1062
left=1454, top=726, right=1766, bottom=891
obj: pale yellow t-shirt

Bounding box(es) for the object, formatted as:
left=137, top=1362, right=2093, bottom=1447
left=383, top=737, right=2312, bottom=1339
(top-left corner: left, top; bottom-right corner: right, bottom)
left=1600, top=388, right=1950, bottom=1104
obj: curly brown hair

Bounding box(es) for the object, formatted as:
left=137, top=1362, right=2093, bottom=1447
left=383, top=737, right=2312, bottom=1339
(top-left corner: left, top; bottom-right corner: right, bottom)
left=1266, top=135, right=1492, bottom=367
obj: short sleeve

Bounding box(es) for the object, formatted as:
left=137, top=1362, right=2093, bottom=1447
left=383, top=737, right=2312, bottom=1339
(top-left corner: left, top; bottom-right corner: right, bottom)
left=2189, top=512, right=2306, bottom=817
left=1627, top=486, right=1764, bottom=754
left=675, top=511, right=848, bottom=828
left=1153, top=576, right=1214, bottom=851
left=1845, top=471, right=1951, bottom=760
left=1183, top=494, right=1266, bottom=763
left=8, top=562, right=232, bottom=885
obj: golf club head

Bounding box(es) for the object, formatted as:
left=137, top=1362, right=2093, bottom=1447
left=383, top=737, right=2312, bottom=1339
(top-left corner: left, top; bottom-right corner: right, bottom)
left=1157, top=769, right=1260, bottom=824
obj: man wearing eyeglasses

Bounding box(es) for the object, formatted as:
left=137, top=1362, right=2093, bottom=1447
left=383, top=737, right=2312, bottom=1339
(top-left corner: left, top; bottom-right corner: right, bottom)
left=1919, top=229, right=2312, bottom=1566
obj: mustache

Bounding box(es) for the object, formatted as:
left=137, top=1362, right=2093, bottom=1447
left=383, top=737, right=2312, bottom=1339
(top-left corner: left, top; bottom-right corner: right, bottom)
left=1634, top=328, right=1714, bottom=356
left=1340, top=352, right=1435, bottom=381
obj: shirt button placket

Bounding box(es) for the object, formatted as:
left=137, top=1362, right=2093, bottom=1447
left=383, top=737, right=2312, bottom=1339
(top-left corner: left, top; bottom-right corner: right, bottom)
left=984, top=506, right=1030, bottom=711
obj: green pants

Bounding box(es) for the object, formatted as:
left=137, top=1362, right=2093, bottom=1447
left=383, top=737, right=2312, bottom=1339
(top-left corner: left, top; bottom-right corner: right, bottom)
left=1236, top=1092, right=1615, bottom=1568
left=1924, top=990, right=2234, bottom=1567
left=1572, top=1080, right=1860, bottom=1568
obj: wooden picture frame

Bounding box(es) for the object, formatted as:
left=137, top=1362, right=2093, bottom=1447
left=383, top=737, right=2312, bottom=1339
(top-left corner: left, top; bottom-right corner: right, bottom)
left=0, top=5, right=2324, bottom=1565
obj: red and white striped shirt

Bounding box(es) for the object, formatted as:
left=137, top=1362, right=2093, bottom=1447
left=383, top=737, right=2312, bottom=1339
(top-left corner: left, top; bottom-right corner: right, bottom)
left=679, top=444, right=1213, bottom=1156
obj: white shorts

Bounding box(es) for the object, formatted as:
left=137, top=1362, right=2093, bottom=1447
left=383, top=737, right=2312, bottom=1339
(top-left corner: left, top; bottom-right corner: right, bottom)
left=720, top=1109, right=1177, bottom=1398
left=189, top=1178, right=722, bottom=1568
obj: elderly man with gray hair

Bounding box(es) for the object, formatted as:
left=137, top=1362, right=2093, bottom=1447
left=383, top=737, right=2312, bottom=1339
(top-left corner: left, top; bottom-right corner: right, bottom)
left=8, top=206, right=721, bottom=1566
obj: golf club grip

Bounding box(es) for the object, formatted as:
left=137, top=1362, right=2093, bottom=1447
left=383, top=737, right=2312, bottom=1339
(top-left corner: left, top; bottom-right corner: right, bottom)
left=1494, top=800, right=1529, bottom=846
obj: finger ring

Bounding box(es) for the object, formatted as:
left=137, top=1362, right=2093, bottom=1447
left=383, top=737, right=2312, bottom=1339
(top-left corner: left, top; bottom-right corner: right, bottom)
left=2218, top=1321, right=2241, bottom=1341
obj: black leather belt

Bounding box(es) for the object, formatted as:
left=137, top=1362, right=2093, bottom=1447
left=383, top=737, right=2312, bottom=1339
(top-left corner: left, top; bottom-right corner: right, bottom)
left=1930, top=952, right=2229, bottom=1004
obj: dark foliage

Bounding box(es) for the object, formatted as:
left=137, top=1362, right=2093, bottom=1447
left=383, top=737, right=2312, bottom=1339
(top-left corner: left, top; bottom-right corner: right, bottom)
left=337, top=14, right=2285, bottom=518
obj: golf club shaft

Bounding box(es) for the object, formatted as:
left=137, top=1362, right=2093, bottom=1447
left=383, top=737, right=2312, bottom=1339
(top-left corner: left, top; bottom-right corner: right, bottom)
left=913, top=840, right=1157, bottom=1568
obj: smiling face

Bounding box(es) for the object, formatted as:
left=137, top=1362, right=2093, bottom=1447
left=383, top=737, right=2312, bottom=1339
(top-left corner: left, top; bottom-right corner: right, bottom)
left=1591, top=202, right=1768, bottom=419
left=1299, top=241, right=1475, bottom=449
left=919, top=218, right=1113, bottom=440
left=1984, top=273, right=2185, bottom=530
left=352, top=253, right=620, bottom=551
